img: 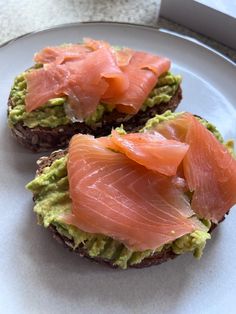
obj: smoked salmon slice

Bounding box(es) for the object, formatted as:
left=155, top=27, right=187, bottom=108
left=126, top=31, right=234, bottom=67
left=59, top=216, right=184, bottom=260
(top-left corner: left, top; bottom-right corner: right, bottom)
left=154, top=113, right=236, bottom=223
left=84, top=38, right=135, bottom=67
left=63, top=48, right=128, bottom=120
left=26, top=48, right=128, bottom=119
left=34, top=44, right=91, bottom=65
left=34, top=39, right=134, bottom=67
left=83, top=38, right=111, bottom=51
left=104, top=130, right=189, bottom=176
left=25, top=39, right=171, bottom=120
left=115, top=48, right=134, bottom=67
left=63, top=134, right=205, bottom=251
left=25, top=64, right=68, bottom=112
left=103, top=51, right=171, bottom=114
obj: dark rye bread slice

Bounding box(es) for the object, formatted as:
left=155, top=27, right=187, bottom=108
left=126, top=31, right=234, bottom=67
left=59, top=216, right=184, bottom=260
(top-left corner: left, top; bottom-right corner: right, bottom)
left=35, top=149, right=218, bottom=269
left=8, top=86, right=182, bottom=152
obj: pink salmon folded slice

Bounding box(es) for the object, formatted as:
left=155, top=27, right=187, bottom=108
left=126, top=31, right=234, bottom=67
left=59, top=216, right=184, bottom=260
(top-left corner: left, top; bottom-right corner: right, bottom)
left=102, top=51, right=171, bottom=114
left=34, top=44, right=91, bottom=65
left=25, top=39, right=170, bottom=120
left=25, top=64, right=69, bottom=112
left=103, top=130, right=189, bottom=176
left=83, top=37, right=134, bottom=67
left=25, top=47, right=128, bottom=119
left=34, top=38, right=134, bottom=67
left=154, top=113, right=236, bottom=223
left=62, top=134, right=205, bottom=251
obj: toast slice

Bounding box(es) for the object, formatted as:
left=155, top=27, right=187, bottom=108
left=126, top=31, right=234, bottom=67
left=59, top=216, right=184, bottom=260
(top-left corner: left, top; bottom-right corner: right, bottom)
left=8, top=71, right=182, bottom=152
left=27, top=111, right=228, bottom=270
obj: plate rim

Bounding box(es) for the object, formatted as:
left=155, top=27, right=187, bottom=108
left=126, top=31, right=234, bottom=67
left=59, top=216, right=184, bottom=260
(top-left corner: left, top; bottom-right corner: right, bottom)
left=0, top=21, right=235, bottom=67
left=1, top=21, right=236, bottom=313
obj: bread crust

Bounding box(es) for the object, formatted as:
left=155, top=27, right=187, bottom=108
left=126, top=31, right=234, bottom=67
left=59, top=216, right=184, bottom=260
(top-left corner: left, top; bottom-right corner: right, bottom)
left=8, top=86, right=182, bottom=152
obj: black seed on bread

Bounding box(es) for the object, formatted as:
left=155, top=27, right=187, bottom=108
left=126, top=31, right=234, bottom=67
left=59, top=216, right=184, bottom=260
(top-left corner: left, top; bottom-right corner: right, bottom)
left=8, top=86, right=182, bottom=152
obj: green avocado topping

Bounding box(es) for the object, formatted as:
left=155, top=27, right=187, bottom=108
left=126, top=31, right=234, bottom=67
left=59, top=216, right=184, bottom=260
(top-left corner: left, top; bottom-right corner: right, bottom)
left=8, top=71, right=181, bottom=129
left=142, top=110, right=224, bottom=144
left=26, top=111, right=226, bottom=269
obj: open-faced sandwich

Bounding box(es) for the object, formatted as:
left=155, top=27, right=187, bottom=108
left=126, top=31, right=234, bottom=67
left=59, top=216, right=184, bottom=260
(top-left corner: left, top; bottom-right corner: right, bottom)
left=26, top=111, right=236, bottom=269
left=8, top=38, right=182, bottom=152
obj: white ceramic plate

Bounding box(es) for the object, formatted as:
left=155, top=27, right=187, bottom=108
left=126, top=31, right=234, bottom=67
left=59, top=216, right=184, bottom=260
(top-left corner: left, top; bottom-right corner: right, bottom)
left=0, top=22, right=235, bottom=314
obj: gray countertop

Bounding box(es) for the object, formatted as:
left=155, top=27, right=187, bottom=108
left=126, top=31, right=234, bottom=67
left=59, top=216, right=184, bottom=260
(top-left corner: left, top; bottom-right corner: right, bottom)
left=1, top=0, right=235, bottom=62
left=0, top=0, right=159, bottom=43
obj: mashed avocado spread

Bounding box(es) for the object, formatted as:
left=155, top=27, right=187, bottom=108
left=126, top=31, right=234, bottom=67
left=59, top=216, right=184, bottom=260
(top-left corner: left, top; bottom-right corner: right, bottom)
left=26, top=111, right=226, bottom=269
left=8, top=71, right=181, bottom=129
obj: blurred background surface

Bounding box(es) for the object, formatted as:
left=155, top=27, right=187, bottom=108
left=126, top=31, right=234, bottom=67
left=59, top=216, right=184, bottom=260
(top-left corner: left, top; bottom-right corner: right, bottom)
left=0, top=0, right=160, bottom=44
